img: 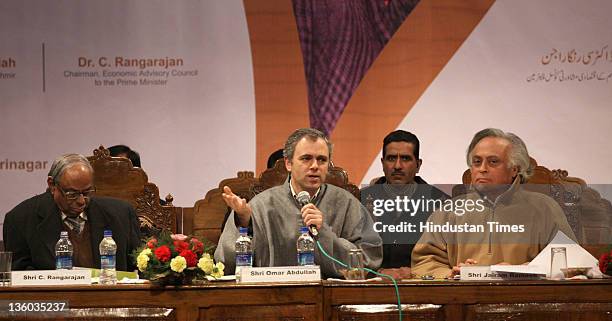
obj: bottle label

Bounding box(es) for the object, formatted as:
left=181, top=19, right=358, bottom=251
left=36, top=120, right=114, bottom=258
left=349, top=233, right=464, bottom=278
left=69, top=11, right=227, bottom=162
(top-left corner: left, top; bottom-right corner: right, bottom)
left=56, top=256, right=73, bottom=270
left=235, top=253, right=252, bottom=267
left=297, top=252, right=315, bottom=266
left=100, top=255, right=116, bottom=269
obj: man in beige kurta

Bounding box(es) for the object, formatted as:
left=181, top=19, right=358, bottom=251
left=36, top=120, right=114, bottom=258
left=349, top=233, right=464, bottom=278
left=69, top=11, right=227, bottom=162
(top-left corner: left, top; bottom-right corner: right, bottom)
left=411, top=128, right=576, bottom=279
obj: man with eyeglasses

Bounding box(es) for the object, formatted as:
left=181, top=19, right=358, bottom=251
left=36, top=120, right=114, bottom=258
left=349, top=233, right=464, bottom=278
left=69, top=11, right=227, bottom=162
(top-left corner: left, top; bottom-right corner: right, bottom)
left=3, top=154, right=141, bottom=270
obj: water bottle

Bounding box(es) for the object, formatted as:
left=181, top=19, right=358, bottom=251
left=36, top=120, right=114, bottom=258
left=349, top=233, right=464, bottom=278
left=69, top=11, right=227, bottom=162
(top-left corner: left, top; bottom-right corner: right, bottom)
left=296, top=226, right=315, bottom=266
left=235, top=227, right=252, bottom=282
left=55, top=231, right=73, bottom=270
left=99, top=230, right=117, bottom=285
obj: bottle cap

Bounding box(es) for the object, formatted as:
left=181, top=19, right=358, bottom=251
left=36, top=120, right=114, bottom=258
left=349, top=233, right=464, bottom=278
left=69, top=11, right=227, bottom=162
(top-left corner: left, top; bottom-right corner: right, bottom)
left=60, top=231, right=68, bottom=237
left=103, top=230, right=112, bottom=237
left=300, top=226, right=309, bottom=234
left=239, top=227, right=248, bottom=235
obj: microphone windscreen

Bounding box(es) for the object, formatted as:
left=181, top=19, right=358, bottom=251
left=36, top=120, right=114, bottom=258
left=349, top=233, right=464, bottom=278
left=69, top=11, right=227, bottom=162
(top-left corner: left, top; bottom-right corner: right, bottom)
left=296, top=191, right=310, bottom=207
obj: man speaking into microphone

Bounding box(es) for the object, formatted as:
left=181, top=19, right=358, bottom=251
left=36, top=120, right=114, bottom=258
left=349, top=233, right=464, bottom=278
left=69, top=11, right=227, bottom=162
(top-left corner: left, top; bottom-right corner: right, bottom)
left=214, top=128, right=382, bottom=278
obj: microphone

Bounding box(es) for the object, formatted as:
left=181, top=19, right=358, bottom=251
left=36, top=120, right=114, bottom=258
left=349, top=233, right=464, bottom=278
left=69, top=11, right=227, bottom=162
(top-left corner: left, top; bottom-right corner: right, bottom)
left=296, top=191, right=319, bottom=237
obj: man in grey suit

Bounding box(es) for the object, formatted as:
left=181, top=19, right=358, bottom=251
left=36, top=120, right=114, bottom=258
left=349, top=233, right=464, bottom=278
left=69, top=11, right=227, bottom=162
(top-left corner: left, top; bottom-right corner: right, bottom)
left=3, top=154, right=141, bottom=271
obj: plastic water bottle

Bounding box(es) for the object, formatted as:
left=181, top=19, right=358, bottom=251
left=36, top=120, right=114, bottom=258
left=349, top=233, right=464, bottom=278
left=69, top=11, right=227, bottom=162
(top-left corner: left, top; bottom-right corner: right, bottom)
left=55, top=231, right=73, bottom=270
left=99, top=230, right=117, bottom=285
left=235, top=227, right=253, bottom=282
left=296, top=226, right=315, bottom=266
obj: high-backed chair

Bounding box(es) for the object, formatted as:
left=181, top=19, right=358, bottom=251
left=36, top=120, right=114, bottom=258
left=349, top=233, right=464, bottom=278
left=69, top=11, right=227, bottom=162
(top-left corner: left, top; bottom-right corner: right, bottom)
left=87, top=146, right=177, bottom=237
left=192, top=159, right=360, bottom=244
left=455, top=158, right=611, bottom=247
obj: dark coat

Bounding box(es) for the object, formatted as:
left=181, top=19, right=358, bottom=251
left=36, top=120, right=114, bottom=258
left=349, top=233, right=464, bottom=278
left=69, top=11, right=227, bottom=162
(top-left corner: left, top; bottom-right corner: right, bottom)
left=361, top=176, right=449, bottom=268
left=3, top=192, right=141, bottom=271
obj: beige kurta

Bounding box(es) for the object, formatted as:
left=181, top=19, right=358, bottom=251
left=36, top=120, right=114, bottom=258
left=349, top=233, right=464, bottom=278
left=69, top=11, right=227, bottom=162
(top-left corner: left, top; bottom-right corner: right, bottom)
left=411, top=179, right=576, bottom=279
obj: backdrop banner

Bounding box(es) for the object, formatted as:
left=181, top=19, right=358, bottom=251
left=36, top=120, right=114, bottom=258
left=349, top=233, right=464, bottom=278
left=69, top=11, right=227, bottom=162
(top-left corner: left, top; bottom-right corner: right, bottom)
left=0, top=0, right=256, bottom=233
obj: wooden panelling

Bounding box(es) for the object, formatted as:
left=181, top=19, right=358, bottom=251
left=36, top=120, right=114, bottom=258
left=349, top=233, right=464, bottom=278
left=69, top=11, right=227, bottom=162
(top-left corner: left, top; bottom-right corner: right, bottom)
left=332, top=304, right=444, bottom=321
left=466, top=303, right=612, bottom=321
left=0, top=280, right=610, bottom=321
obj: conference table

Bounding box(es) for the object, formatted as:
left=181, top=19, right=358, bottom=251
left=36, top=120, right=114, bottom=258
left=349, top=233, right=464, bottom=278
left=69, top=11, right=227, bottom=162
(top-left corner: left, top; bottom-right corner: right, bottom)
left=0, top=279, right=610, bottom=321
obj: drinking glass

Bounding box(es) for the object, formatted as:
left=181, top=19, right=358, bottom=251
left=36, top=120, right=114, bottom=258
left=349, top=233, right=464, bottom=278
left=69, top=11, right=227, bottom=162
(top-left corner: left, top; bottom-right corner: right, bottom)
left=346, top=249, right=366, bottom=280
left=550, top=247, right=567, bottom=280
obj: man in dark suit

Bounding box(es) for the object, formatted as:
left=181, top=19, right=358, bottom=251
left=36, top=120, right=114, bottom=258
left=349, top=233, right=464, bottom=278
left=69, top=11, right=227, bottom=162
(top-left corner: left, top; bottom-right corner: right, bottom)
left=3, top=154, right=141, bottom=271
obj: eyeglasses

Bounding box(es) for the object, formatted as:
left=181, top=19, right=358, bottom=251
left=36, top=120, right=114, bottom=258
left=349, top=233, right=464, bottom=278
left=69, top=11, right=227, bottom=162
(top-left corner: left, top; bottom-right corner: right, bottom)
left=56, top=185, right=96, bottom=201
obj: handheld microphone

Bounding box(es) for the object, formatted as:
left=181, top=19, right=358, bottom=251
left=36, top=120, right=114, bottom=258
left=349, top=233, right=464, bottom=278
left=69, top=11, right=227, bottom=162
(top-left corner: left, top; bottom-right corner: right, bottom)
left=296, top=191, right=319, bottom=237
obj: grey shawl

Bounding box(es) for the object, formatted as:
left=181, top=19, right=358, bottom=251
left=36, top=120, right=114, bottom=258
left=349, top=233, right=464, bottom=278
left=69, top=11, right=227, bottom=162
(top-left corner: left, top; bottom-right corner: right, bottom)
left=214, top=181, right=383, bottom=278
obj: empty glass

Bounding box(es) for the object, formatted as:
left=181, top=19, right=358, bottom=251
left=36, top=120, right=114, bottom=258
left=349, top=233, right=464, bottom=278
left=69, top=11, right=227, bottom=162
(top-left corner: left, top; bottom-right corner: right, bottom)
left=550, top=247, right=567, bottom=280
left=346, top=249, right=366, bottom=280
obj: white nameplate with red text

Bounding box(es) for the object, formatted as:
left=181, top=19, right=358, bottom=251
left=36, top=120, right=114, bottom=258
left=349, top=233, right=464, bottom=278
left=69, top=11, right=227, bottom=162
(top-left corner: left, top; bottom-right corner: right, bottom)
left=11, top=270, right=91, bottom=286
left=239, top=266, right=321, bottom=283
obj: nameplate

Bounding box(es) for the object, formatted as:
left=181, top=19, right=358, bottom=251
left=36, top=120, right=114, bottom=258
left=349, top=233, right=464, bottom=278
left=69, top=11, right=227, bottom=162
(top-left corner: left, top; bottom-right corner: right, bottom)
left=239, top=266, right=321, bottom=283
left=11, top=270, right=91, bottom=286
left=460, top=266, right=543, bottom=281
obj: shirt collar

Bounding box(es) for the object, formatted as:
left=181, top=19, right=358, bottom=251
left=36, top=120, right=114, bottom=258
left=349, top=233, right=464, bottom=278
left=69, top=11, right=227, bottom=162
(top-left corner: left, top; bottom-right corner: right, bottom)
left=289, top=176, right=321, bottom=200
left=476, top=176, right=521, bottom=206
left=61, top=211, right=88, bottom=222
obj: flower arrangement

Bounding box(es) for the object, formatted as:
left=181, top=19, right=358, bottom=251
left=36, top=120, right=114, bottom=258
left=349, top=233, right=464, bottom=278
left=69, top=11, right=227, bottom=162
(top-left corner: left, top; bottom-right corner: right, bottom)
left=134, top=232, right=224, bottom=285
left=598, top=246, right=612, bottom=276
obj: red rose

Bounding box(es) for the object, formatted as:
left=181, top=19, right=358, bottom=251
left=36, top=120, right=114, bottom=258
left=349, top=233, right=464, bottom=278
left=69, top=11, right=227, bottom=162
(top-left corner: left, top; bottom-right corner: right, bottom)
left=180, top=250, right=197, bottom=267
left=174, top=240, right=189, bottom=252
left=600, top=253, right=610, bottom=274
left=147, top=238, right=158, bottom=249
left=190, top=239, right=204, bottom=255
left=154, top=245, right=172, bottom=262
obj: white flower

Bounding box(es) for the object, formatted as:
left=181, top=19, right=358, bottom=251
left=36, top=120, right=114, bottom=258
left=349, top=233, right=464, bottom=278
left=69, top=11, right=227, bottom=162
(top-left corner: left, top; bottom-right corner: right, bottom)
left=136, top=253, right=150, bottom=272
left=170, top=234, right=188, bottom=241
left=211, top=262, right=225, bottom=278
left=136, top=248, right=152, bottom=272
left=170, top=256, right=187, bottom=273
left=198, top=255, right=214, bottom=274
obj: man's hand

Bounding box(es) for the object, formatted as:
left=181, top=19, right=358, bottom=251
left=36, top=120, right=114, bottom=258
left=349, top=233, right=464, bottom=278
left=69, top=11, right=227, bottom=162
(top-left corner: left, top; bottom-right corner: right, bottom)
left=221, top=186, right=252, bottom=227
left=301, top=203, right=323, bottom=230
left=448, top=258, right=478, bottom=278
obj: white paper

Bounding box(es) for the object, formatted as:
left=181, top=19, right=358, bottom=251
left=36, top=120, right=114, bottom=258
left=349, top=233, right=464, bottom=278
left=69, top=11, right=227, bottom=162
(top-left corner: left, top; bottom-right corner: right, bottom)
left=490, top=264, right=546, bottom=275
left=528, top=231, right=599, bottom=277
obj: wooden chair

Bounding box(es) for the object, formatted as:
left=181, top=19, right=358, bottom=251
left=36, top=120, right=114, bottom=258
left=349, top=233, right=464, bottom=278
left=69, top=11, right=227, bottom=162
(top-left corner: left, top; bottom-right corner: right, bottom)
left=455, top=158, right=611, bottom=247
left=87, top=146, right=177, bottom=237
left=192, top=159, right=360, bottom=244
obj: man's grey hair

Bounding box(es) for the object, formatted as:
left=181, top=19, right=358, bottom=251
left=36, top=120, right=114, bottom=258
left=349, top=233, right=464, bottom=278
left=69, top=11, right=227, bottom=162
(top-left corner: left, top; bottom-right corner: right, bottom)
left=466, top=128, right=534, bottom=183
left=283, top=128, right=333, bottom=161
left=48, top=154, right=94, bottom=185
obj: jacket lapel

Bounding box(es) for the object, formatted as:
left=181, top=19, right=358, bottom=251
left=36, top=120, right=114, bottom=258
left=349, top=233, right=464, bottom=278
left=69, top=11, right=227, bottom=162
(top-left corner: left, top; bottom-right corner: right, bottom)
left=36, top=193, right=63, bottom=260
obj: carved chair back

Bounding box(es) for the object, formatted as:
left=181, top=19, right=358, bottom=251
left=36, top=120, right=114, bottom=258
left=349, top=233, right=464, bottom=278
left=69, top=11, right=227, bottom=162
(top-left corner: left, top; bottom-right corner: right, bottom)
left=87, top=146, right=177, bottom=237
left=457, top=158, right=611, bottom=246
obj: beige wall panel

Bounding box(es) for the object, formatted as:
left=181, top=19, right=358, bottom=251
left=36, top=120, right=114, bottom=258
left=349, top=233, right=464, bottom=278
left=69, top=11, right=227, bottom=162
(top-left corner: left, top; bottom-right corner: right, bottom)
left=244, top=0, right=310, bottom=173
